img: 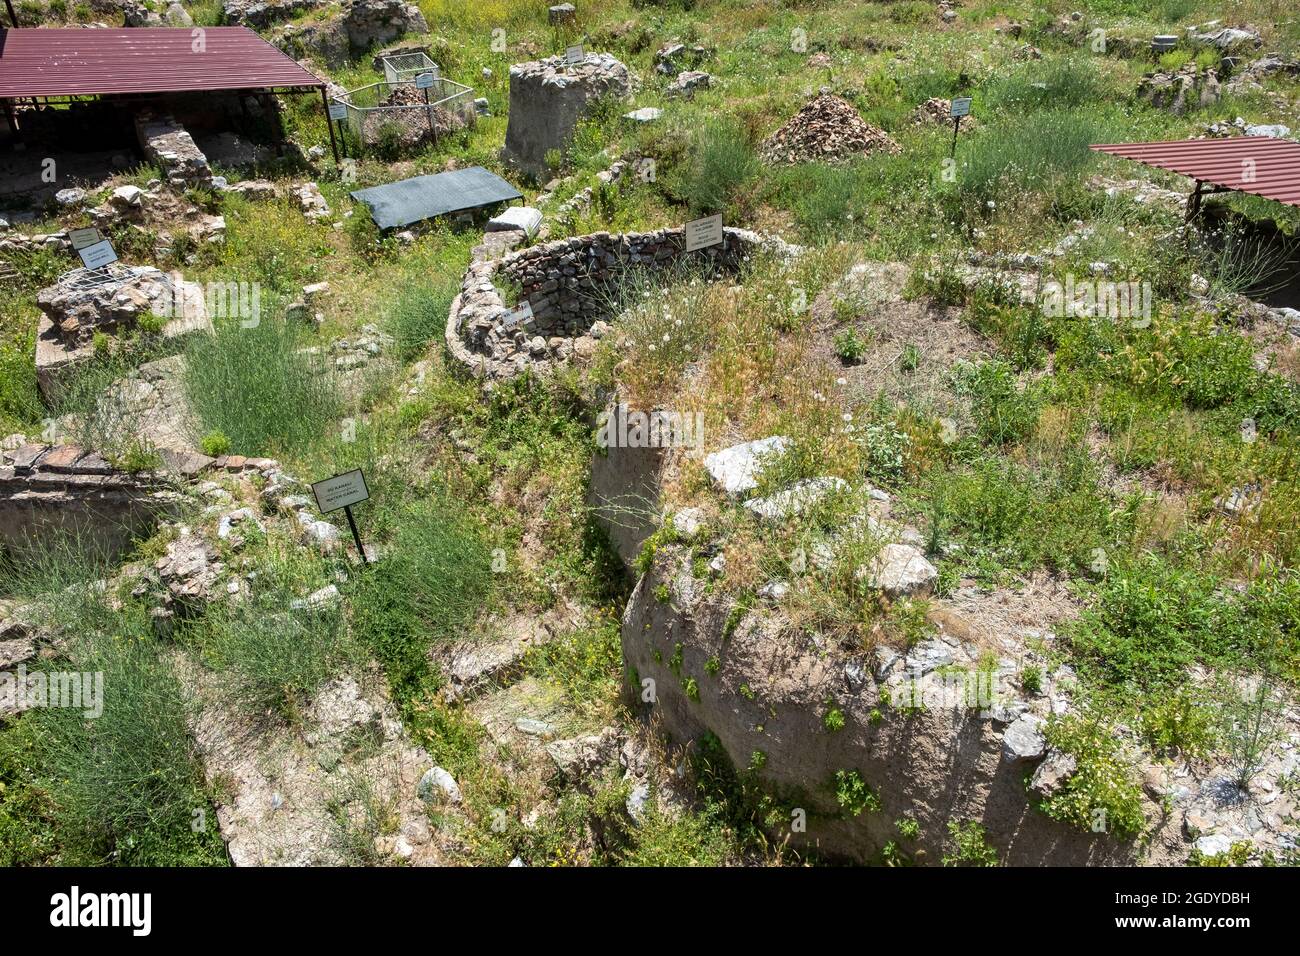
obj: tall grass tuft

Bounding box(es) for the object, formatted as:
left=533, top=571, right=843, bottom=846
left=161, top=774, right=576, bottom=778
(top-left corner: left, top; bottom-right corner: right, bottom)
left=0, top=535, right=225, bottom=865
left=665, top=117, right=760, bottom=217
left=957, top=109, right=1119, bottom=205
left=200, top=553, right=356, bottom=723
left=349, top=495, right=495, bottom=697
left=382, top=278, right=460, bottom=362
left=183, top=317, right=341, bottom=458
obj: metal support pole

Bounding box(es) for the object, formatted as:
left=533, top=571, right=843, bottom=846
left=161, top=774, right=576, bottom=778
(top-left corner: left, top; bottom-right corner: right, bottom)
left=1186, top=179, right=1203, bottom=222
left=423, top=85, right=435, bottom=146
left=950, top=116, right=960, bottom=158
left=263, top=91, right=286, bottom=156
left=321, top=85, right=341, bottom=166
left=5, top=0, right=19, bottom=27
left=343, top=505, right=369, bottom=564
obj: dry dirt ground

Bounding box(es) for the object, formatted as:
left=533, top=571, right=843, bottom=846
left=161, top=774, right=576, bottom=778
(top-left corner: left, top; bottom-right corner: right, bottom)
left=807, top=260, right=995, bottom=426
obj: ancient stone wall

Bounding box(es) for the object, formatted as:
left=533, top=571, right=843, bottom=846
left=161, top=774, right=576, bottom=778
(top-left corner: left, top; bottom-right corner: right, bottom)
left=446, top=226, right=796, bottom=379
left=0, top=444, right=181, bottom=562
left=35, top=265, right=209, bottom=402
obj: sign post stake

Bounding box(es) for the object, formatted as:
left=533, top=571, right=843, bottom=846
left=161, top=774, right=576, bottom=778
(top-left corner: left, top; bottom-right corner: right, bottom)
left=948, top=96, right=972, bottom=159
left=343, top=504, right=369, bottom=564
left=416, top=71, right=437, bottom=145
left=311, top=469, right=373, bottom=566
left=322, top=86, right=342, bottom=165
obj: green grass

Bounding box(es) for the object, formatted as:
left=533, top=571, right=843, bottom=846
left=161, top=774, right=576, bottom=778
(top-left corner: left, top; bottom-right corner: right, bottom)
left=183, top=316, right=343, bottom=458
left=0, top=537, right=225, bottom=866
left=348, top=494, right=497, bottom=699
left=1066, top=554, right=1300, bottom=692
left=382, top=277, right=460, bottom=362
left=663, top=115, right=761, bottom=217
left=1038, top=711, right=1146, bottom=840
left=198, top=551, right=357, bottom=723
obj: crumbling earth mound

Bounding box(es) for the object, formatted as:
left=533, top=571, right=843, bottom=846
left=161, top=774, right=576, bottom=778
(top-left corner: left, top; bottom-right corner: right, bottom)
left=760, top=93, right=899, bottom=166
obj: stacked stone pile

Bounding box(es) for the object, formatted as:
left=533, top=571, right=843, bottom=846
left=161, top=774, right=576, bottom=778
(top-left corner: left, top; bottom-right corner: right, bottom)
left=759, top=93, right=899, bottom=165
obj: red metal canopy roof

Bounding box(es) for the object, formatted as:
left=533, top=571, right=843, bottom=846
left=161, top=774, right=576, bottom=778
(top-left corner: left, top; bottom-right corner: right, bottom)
left=0, top=27, right=324, bottom=99
left=1091, top=137, right=1300, bottom=208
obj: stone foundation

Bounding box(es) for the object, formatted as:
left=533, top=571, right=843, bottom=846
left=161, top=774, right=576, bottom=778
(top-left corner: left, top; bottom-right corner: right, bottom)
left=446, top=226, right=798, bottom=380
left=500, top=54, right=632, bottom=179
left=135, top=114, right=214, bottom=188
left=35, top=266, right=209, bottom=403
left=0, top=444, right=181, bottom=562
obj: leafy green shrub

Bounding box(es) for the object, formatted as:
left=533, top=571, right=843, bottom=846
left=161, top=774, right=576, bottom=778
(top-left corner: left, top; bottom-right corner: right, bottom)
left=1038, top=713, right=1145, bottom=840
left=923, top=456, right=1112, bottom=577
left=942, top=820, right=1000, bottom=866
left=1066, top=556, right=1300, bottom=691
left=833, top=327, right=869, bottom=364
left=184, top=317, right=341, bottom=457
left=952, top=359, right=1041, bottom=446
left=200, top=430, right=232, bottom=457
left=1020, top=665, right=1043, bottom=695
left=1138, top=686, right=1217, bottom=758
left=860, top=421, right=911, bottom=483
left=833, top=769, right=881, bottom=817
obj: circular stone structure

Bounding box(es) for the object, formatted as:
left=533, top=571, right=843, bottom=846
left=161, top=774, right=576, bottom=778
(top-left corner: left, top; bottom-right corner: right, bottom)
left=445, top=226, right=799, bottom=380
left=500, top=53, right=632, bottom=179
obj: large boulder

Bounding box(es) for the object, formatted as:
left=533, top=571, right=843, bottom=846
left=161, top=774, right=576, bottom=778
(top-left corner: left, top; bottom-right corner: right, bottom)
left=703, top=436, right=790, bottom=496
left=341, top=0, right=429, bottom=52
left=500, top=53, right=632, bottom=179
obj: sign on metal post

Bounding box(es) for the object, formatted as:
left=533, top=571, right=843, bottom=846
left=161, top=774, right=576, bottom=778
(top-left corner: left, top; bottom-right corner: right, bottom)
left=949, top=96, right=972, bottom=158
left=77, top=238, right=118, bottom=271
left=311, top=469, right=371, bottom=563
left=684, top=213, right=724, bottom=252
left=68, top=227, right=102, bottom=250
left=328, top=102, right=348, bottom=121
left=415, top=71, right=435, bottom=89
